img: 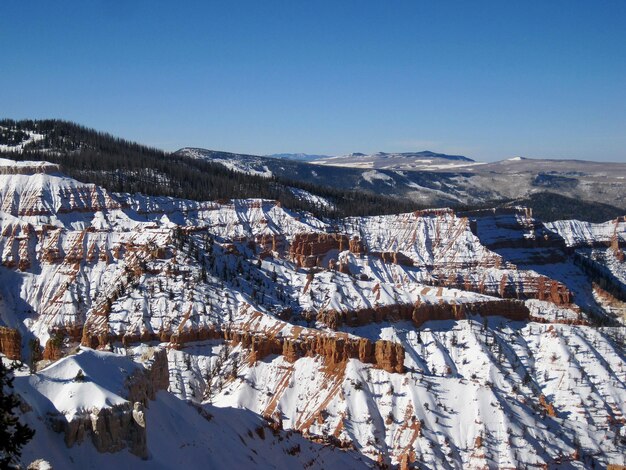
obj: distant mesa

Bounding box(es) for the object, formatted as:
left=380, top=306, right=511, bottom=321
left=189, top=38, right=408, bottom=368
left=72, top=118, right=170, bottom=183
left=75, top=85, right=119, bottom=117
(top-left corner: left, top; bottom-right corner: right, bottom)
left=343, top=151, right=475, bottom=162
left=266, top=153, right=332, bottom=162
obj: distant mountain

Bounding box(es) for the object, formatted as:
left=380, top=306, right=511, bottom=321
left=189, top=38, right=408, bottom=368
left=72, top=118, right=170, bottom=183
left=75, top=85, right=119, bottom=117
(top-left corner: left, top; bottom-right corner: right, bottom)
left=313, top=151, right=477, bottom=171
left=265, top=151, right=474, bottom=164
left=176, top=146, right=626, bottom=220
left=266, top=153, right=332, bottom=162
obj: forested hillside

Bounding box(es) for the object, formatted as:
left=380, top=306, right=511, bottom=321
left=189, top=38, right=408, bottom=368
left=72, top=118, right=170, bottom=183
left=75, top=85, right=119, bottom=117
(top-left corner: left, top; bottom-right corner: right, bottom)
left=0, top=119, right=420, bottom=218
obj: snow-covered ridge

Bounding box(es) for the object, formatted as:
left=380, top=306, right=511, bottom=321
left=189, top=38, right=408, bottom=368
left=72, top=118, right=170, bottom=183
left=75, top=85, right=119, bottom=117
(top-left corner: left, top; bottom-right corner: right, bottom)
left=546, top=217, right=626, bottom=247
left=176, top=147, right=274, bottom=177
left=0, top=158, right=60, bottom=175
left=313, top=151, right=483, bottom=172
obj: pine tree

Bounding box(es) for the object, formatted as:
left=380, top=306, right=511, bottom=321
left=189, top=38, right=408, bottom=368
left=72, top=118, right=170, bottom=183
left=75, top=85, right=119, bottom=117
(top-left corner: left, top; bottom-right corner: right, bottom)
left=1, top=361, right=35, bottom=467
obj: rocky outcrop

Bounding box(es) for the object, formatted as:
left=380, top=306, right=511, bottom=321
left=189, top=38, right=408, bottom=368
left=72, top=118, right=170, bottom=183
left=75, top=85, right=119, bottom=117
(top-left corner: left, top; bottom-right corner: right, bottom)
left=289, top=233, right=349, bottom=267
left=125, top=348, right=170, bottom=405
left=0, top=326, right=21, bottom=360
left=318, top=299, right=531, bottom=330
left=539, top=394, right=557, bottom=417
left=534, top=276, right=572, bottom=305
left=255, top=233, right=286, bottom=255
left=374, top=340, right=405, bottom=374
left=348, top=236, right=366, bottom=255
left=54, top=402, right=148, bottom=459
left=411, top=299, right=531, bottom=327
left=43, top=326, right=83, bottom=361
left=228, top=328, right=405, bottom=374
left=426, top=271, right=573, bottom=307
left=0, top=160, right=59, bottom=175
left=0, top=181, right=122, bottom=217
left=122, top=321, right=405, bottom=374
left=413, top=208, right=455, bottom=217
left=369, top=251, right=414, bottom=266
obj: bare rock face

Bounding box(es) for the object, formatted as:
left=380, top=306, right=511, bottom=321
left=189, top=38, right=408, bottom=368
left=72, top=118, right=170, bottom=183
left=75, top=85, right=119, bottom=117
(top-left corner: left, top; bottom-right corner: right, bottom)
left=411, top=299, right=531, bottom=327
left=0, top=326, right=21, bottom=360
left=223, top=324, right=405, bottom=373
left=374, top=340, right=405, bottom=374
left=289, top=233, right=349, bottom=267
left=0, top=177, right=122, bottom=218
left=534, top=276, right=571, bottom=305
left=318, top=299, right=532, bottom=330
left=42, top=337, right=63, bottom=361
left=57, top=402, right=148, bottom=459
left=426, top=270, right=573, bottom=306
left=43, top=326, right=83, bottom=361
left=255, top=233, right=286, bottom=254
left=348, top=236, right=366, bottom=255
left=125, top=348, right=170, bottom=404
left=369, top=251, right=414, bottom=266
left=0, top=161, right=60, bottom=175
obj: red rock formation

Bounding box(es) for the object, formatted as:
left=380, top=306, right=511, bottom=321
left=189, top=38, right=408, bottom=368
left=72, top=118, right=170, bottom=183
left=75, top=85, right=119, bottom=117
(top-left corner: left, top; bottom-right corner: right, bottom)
left=413, top=209, right=454, bottom=217
left=289, top=233, right=349, bottom=267
left=117, top=321, right=405, bottom=374
left=125, top=348, right=170, bottom=404
left=256, top=234, right=286, bottom=254
left=348, top=236, right=366, bottom=255
left=318, top=299, right=531, bottom=330
left=17, top=238, right=31, bottom=270
left=43, top=336, right=64, bottom=361
left=539, top=394, right=557, bottom=417
left=535, top=276, right=571, bottom=305
left=44, top=326, right=83, bottom=361
left=375, top=340, right=405, bottom=373
left=0, top=327, right=21, bottom=360
left=369, top=251, right=414, bottom=266
left=426, top=271, right=573, bottom=307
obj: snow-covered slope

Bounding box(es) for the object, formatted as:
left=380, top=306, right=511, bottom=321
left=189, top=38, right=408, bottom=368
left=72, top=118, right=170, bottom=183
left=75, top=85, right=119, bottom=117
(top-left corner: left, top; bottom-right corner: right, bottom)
left=11, top=348, right=368, bottom=469
left=0, top=158, right=624, bottom=469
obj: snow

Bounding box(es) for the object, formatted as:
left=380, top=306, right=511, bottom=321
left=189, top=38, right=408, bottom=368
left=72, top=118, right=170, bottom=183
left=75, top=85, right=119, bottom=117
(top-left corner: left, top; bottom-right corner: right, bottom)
left=1, top=161, right=625, bottom=469
left=545, top=218, right=626, bottom=247
left=176, top=148, right=274, bottom=178
left=16, top=348, right=140, bottom=419
left=15, top=350, right=369, bottom=470
left=362, top=170, right=395, bottom=185
left=0, top=129, right=45, bottom=152
left=288, top=187, right=335, bottom=210
left=170, top=320, right=626, bottom=468
left=216, top=160, right=273, bottom=178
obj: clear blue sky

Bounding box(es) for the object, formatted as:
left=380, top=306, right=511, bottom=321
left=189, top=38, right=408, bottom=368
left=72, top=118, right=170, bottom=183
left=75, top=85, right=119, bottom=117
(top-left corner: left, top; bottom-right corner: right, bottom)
left=1, top=1, right=625, bottom=161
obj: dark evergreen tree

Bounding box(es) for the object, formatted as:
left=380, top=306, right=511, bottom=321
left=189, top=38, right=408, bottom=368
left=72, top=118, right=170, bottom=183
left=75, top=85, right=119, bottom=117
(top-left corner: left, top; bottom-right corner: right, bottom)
left=0, top=361, right=35, bottom=468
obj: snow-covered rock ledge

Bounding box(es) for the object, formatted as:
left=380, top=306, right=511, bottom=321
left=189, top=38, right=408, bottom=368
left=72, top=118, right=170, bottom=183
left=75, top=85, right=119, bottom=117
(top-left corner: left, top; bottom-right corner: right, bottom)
left=0, top=158, right=60, bottom=175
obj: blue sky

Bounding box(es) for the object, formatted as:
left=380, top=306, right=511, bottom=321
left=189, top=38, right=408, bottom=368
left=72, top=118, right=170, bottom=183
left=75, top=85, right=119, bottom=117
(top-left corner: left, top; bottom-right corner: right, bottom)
left=1, top=1, right=625, bottom=161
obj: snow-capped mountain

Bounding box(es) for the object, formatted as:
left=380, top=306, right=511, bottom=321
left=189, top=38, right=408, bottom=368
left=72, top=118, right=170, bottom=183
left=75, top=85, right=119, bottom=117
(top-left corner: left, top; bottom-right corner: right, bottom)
left=1, top=157, right=625, bottom=469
